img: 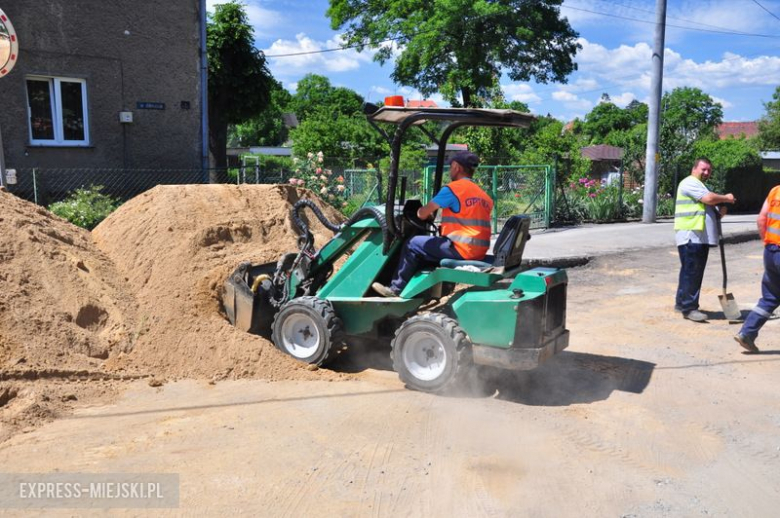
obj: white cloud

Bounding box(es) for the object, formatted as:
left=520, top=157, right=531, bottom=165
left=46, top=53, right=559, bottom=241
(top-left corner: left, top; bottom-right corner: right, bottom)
left=574, top=38, right=780, bottom=92
left=610, top=92, right=637, bottom=107
left=552, top=90, right=593, bottom=112
left=711, top=95, right=733, bottom=109
left=264, top=33, right=374, bottom=76
left=502, top=83, right=542, bottom=104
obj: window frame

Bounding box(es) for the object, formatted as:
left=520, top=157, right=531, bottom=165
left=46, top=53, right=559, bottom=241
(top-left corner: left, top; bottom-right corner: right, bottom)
left=25, top=75, right=90, bottom=147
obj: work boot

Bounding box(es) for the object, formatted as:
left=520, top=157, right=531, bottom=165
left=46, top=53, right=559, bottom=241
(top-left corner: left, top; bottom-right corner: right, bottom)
left=734, top=333, right=759, bottom=353
left=372, top=282, right=399, bottom=298
left=682, top=309, right=708, bottom=322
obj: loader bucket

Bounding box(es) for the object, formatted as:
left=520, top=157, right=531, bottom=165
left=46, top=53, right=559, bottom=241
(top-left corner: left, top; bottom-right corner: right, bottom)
left=222, top=261, right=278, bottom=335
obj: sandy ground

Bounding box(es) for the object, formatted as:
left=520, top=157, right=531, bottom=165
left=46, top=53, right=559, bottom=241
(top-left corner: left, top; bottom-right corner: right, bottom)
left=1, top=241, right=779, bottom=516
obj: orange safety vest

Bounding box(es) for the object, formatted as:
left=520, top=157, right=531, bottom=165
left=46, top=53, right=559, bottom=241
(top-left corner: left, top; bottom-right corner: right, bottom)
left=765, top=185, right=780, bottom=246
left=440, top=179, right=494, bottom=260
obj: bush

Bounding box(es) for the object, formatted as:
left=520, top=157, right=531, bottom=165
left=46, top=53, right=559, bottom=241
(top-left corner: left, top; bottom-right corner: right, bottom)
left=48, top=185, right=120, bottom=230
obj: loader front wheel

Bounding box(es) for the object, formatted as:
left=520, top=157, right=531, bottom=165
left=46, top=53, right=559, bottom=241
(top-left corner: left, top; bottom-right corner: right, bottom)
left=391, top=313, right=473, bottom=394
left=272, top=297, right=343, bottom=366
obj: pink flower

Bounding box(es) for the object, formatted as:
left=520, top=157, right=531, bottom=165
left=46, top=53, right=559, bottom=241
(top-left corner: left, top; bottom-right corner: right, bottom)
left=289, top=178, right=297, bottom=185
left=588, top=193, right=597, bottom=198
left=337, top=176, right=344, bottom=183
left=316, top=168, right=322, bottom=174
left=514, top=193, right=520, bottom=198
left=296, top=179, right=305, bottom=186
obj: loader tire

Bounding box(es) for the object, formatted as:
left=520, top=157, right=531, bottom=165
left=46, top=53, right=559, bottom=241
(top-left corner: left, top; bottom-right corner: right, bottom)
left=391, top=313, right=473, bottom=394
left=271, top=297, right=344, bottom=366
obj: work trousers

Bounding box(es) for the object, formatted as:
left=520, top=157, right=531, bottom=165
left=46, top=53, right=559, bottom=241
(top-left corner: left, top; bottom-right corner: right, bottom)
left=676, top=242, right=710, bottom=313
left=739, top=245, right=780, bottom=339
left=390, top=236, right=462, bottom=294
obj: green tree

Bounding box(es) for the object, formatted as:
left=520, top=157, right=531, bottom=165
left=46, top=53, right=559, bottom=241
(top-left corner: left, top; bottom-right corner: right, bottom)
left=581, top=99, right=632, bottom=143
left=327, top=0, right=580, bottom=107
left=757, top=85, right=780, bottom=149
left=228, top=79, right=293, bottom=147
left=692, top=137, right=762, bottom=193
left=657, top=87, right=722, bottom=192
left=290, top=111, right=388, bottom=162
left=289, top=74, right=364, bottom=121
left=458, top=97, right=532, bottom=163
left=625, top=99, right=649, bottom=126
left=207, top=2, right=274, bottom=178
left=519, top=117, right=589, bottom=180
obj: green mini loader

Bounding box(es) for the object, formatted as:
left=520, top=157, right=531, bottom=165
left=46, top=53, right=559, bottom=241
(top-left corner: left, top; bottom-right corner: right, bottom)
left=223, top=105, right=569, bottom=393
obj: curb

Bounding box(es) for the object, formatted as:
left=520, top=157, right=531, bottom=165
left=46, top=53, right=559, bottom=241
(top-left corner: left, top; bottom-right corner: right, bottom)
left=722, top=230, right=759, bottom=245
left=521, top=230, right=759, bottom=270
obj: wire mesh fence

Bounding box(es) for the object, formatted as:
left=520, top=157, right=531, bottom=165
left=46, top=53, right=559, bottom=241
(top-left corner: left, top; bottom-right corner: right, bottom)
left=3, top=163, right=556, bottom=232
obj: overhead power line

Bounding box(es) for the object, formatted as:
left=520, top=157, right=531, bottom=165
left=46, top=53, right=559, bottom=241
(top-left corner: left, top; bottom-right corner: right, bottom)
left=748, top=0, right=780, bottom=23
left=578, top=0, right=778, bottom=34
left=265, top=2, right=780, bottom=59
left=561, top=4, right=780, bottom=38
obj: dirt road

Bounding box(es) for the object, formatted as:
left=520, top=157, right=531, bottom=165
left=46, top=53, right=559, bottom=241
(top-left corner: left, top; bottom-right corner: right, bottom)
left=1, top=241, right=779, bottom=516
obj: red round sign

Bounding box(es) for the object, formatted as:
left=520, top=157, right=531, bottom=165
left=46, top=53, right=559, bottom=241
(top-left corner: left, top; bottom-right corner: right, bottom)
left=0, top=8, right=18, bottom=78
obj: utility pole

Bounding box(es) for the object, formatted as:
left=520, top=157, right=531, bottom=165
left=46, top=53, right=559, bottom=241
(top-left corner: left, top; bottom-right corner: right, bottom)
left=642, top=0, right=667, bottom=223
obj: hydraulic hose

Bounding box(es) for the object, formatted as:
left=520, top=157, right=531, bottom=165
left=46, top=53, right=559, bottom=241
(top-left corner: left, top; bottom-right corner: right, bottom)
left=291, top=198, right=342, bottom=237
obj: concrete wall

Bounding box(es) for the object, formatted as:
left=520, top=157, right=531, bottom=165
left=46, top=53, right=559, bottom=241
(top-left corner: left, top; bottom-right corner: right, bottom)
left=0, top=0, right=202, bottom=170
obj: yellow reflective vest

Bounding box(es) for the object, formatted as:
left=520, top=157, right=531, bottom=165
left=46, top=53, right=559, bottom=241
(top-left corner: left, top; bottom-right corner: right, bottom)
left=674, top=177, right=706, bottom=232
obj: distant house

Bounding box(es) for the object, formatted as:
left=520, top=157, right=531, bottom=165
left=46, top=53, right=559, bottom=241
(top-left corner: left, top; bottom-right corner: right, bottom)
left=581, top=144, right=624, bottom=185
left=717, top=122, right=758, bottom=140
left=425, top=143, right=467, bottom=164
left=761, top=151, right=780, bottom=170
left=0, top=0, right=205, bottom=172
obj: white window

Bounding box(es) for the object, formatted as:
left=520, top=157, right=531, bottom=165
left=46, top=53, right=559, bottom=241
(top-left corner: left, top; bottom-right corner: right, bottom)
left=26, top=76, right=89, bottom=146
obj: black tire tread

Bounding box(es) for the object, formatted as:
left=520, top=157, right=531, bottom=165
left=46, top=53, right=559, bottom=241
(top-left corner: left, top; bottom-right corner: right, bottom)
left=391, top=312, right=472, bottom=393
left=271, top=296, right=345, bottom=366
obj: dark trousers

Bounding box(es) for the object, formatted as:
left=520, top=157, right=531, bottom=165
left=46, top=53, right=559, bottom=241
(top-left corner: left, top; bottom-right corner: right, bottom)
left=676, top=242, right=710, bottom=313
left=390, top=236, right=462, bottom=293
left=740, top=245, right=780, bottom=339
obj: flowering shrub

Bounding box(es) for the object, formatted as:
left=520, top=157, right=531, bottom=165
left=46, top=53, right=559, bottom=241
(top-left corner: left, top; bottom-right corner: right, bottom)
left=289, top=151, right=347, bottom=210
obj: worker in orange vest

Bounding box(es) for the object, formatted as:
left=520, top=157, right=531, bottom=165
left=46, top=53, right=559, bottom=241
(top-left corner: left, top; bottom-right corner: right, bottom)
left=373, top=151, right=493, bottom=297
left=734, top=185, right=780, bottom=353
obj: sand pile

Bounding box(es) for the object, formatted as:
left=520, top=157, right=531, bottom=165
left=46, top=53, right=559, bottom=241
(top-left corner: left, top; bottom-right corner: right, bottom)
left=92, top=184, right=347, bottom=381
left=0, top=190, right=138, bottom=371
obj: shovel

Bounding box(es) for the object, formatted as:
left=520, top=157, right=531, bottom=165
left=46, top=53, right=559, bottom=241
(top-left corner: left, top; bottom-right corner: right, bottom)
left=716, top=215, right=742, bottom=321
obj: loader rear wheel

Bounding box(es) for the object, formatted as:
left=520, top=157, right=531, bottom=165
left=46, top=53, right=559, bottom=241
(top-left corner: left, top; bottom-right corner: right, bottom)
left=272, top=297, right=344, bottom=366
left=391, top=313, right=473, bottom=394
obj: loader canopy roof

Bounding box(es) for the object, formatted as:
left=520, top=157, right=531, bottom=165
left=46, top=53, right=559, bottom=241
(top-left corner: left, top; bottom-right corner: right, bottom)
left=367, top=106, right=535, bottom=128
left=362, top=104, right=537, bottom=242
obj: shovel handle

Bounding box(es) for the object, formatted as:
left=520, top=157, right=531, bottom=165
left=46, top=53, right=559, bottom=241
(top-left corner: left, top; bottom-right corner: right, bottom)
left=717, top=214, right=728, bottom=292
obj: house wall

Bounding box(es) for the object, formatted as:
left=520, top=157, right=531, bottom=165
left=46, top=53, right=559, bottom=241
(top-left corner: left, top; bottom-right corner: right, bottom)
left=0, top=0, right=202, bottom=170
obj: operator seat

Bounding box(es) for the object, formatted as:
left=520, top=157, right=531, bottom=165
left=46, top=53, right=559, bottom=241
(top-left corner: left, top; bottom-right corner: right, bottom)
left=440, top=215, right=531, bottom=272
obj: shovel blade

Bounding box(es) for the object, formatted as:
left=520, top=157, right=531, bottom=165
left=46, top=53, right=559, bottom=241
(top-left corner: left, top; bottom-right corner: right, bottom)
left=718, top=292, right=742, bottom=321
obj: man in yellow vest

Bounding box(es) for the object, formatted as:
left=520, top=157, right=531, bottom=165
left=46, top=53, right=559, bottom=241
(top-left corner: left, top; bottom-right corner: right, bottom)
left=734, top=185, right=780, bottom=352
left=372, top=150, right=493, bottom=297
left=674, top=157, right=736, bottom=322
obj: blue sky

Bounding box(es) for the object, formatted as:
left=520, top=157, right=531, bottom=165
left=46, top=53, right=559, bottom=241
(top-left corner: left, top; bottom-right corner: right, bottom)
left=209, top=0, right=780, bottom=122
